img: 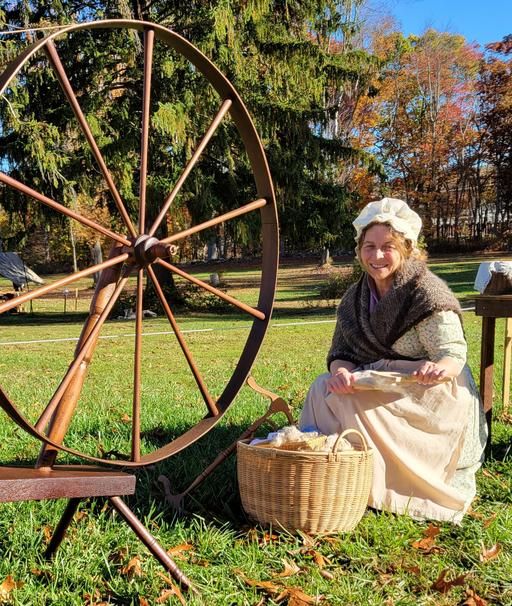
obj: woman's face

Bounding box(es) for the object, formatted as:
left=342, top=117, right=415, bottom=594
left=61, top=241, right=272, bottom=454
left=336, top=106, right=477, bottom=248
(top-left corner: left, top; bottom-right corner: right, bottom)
left=359, top=224, right=403, bottom=292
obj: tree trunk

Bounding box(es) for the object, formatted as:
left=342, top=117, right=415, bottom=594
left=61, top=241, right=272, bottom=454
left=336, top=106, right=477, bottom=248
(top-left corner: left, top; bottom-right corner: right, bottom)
left=207, top=236, right=218, bottom=261
left=91, top=240, right=103, bottom=286
left=69, top=220, right=78, bottom=274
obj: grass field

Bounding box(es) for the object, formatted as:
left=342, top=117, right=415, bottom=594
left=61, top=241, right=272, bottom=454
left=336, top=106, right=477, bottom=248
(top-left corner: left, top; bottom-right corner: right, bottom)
left=0, top=256, right=511, bottom=605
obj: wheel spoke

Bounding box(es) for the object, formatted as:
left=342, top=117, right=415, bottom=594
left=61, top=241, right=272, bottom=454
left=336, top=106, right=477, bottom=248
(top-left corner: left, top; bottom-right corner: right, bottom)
left=0, top=172, right=131, bottom=247
left=156, top=258, right=265, bottom=320
left=44, top=40, right=137, bottom=238
left=148, top=98, right=233, bottom=237
left=35, top=273, right=129, bottom=432
left=0, top=253, right=129, bottom=315
left=146, top=265, right=219, bottom=417
left=131, top=268, right=144, bottom=462
left=139, top=28, right=154, bottom=234
left=160, top=197, right=267, bottom=245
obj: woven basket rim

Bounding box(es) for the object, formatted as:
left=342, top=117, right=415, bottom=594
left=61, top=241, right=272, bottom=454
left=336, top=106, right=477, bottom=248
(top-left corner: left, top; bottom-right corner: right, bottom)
left=237, top=437, right=373, bottom=460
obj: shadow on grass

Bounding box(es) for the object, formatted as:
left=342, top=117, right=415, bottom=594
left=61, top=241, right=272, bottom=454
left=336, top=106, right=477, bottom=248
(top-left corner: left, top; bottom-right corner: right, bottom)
left=488, top=435, right=512, bottom=463
left=0, top=311, right=91, bottom=326
left=0, top=302, right=337, bottom=331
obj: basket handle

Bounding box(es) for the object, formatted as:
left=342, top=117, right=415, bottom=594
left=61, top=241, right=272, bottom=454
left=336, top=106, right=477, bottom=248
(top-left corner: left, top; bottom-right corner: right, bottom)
left=333, top=428, right=369, bottom=453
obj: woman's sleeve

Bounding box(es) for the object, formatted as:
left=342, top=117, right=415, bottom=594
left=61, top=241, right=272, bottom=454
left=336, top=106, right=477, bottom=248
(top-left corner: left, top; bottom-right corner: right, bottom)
left=415, top=310, right=467, bottom=369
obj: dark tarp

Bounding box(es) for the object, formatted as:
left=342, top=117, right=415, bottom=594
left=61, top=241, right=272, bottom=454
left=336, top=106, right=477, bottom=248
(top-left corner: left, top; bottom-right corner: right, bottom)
left=0, top=252, right=44, bottom=288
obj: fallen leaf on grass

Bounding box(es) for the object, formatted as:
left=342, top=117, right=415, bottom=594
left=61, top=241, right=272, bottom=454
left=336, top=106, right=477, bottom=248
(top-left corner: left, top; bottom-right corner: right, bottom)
left=156, top=588, right=186, bottom=604
left=42, top=525, right=52, bottom=543
left=109, top=547, right=129, bottom=564
left=83, top=589, right=110, bottom=605
left=0, top=575, right=23, bottom=601
left=411, top=536, right=441, bottom=553
left=431, top=569, right=467, bottom=593
left=462, top=588, right=488, bottom=606
left=412, top=536, right=434, bottom=550
left=297, top=531, right=317, bottom=548
left=139, top=598, right=150, bottom=606
left=120, top=413, right=131, bottom=423
left=120, top=556, right=143, bottom=578
left=424, top=523, right=440, bottom=538
left=467, top=508, right=483, bottom=520
left=283, top=586, right=322, bottom=605
left=500, top=412, right=512, bottom=424
left=274, top=559, right=301, bottom=578
left=156, top=571, right=187, bottom=606
left=189, top=555, right=210, bottom=567
left=236, top=569, right=322, bottom=604
left=412, top=523, right=443, bottom=553
left=467, top=509, right=497, bottom=528
left=75, top=510, right=88, bottom=522
left=235, top=569, right=281, bottom=595
left=479, top=543, right=501, bottom=562
left=167, top=543, right=194, bottom=558
left=309, top=550, right=329, bottom=569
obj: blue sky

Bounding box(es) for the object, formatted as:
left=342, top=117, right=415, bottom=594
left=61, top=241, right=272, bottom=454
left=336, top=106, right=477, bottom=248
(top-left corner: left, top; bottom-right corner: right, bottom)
left=380, top=0, right=512, bottom=47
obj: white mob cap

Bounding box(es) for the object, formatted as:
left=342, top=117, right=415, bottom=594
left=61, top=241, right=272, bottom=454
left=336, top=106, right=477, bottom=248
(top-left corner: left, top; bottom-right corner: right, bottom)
left=353, top=197, right=422, bottom=244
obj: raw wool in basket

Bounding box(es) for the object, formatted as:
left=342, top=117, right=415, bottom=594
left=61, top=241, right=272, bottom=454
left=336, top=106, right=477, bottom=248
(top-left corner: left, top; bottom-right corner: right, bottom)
left=310, top=433, right=353, bottom=452
left=249, top=425, right=353, bottom=452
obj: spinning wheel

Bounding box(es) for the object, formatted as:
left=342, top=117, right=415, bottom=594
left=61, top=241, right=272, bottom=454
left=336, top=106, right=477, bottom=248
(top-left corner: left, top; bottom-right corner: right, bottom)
left=0, top=19, right=278, bottom=590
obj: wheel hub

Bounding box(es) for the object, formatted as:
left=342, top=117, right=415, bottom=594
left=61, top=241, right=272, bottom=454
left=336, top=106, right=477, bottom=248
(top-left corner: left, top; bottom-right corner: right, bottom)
left=132, top=235, right=174, bottom=267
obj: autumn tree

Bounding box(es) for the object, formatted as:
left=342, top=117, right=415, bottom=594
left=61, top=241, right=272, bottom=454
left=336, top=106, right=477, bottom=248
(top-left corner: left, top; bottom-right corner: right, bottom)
left=477, top=35, right=512, bottom=234
left=369, top=29, right=481, bottom=240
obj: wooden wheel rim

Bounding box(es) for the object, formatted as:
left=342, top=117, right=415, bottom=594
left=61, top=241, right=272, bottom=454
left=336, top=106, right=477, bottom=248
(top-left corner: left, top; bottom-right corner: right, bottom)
left=0, top=19, right=279, bottom=467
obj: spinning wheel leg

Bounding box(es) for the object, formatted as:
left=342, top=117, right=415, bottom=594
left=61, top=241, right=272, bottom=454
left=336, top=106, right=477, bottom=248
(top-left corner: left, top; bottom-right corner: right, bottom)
left=45, top=498, right=82, bottom=559
left=109, top=496, right=198, bottom=593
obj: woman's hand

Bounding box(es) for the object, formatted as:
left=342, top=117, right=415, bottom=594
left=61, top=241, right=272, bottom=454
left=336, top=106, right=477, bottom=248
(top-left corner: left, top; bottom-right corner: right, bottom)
left=327, top=366, right=356, bottom=394
left=412, top=360, right=447, bottom=385
left=412, top=356, right=462, bottom=385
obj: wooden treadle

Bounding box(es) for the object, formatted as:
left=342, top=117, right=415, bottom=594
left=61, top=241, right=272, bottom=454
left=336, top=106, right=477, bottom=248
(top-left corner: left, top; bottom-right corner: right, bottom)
left=0, top=466, right=136, bottom=502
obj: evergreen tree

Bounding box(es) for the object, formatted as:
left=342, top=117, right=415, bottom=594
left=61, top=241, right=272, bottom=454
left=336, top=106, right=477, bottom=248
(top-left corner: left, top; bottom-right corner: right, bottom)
left=0, top=1, right=381, bottom=268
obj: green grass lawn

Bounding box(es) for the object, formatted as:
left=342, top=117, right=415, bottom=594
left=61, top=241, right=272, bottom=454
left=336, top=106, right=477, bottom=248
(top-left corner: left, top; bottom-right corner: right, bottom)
left=0, top=256, right=511, bottom=605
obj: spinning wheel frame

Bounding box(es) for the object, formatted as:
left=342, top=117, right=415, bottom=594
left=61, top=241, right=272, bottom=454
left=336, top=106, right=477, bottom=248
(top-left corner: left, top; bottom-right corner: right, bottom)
left=0, top=20, right=279, bottom=468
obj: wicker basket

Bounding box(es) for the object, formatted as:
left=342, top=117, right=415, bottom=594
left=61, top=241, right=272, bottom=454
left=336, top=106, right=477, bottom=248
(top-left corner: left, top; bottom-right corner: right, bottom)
left=237, top=429, right=373, bottom=534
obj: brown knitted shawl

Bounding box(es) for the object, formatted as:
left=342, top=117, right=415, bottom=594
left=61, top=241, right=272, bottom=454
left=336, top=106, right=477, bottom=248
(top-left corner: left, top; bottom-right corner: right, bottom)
left=327, top=259, right=462, bottom=368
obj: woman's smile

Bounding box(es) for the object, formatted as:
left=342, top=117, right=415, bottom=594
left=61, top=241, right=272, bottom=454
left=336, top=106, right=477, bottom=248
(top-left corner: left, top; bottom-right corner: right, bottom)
left=360, top=224, right=402, bottom=295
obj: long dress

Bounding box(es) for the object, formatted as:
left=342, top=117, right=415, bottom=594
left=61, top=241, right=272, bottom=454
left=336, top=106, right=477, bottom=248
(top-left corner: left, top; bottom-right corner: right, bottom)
left=299, top=310, right=488, bottom=523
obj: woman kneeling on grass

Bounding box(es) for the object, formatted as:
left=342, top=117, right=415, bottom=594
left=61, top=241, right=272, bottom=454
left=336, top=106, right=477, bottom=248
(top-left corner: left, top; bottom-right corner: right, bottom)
left=300, top=197, right=488, bottom=523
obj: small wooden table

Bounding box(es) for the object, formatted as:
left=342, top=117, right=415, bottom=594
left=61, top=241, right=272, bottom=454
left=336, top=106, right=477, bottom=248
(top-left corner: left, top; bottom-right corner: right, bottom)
left=474, top=294, right=512, bottom=448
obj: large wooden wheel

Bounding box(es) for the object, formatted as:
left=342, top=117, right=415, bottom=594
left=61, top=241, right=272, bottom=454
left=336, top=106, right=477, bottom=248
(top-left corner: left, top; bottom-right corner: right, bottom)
left=0, top=20, right=279, bottom=468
